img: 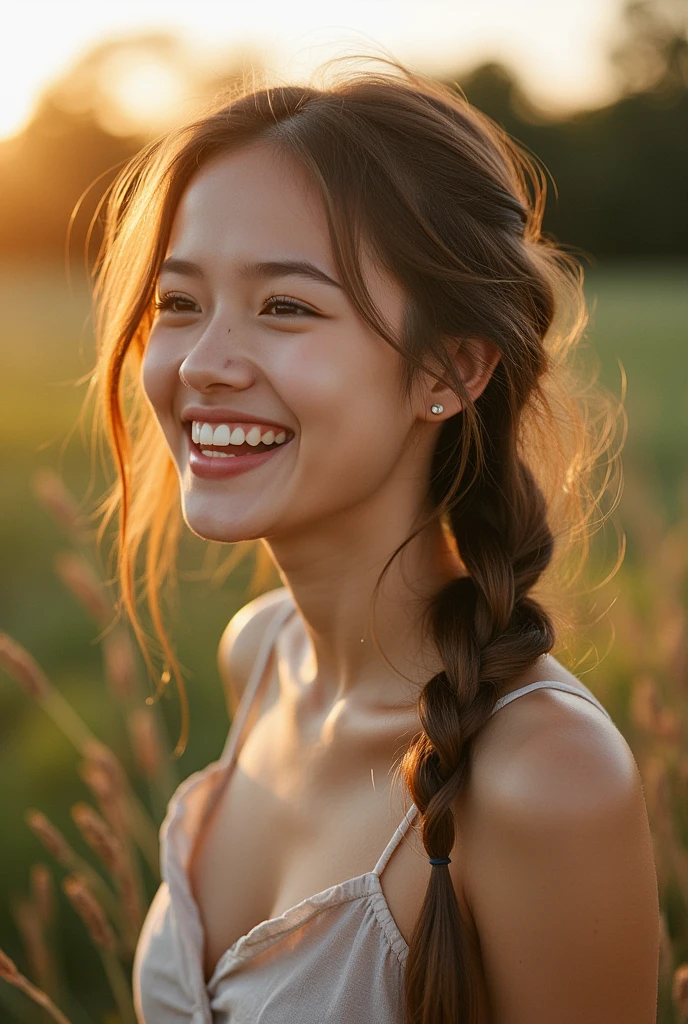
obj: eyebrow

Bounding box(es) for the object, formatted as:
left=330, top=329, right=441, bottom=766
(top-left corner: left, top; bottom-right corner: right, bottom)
left=158, top=256, right=342, bottom=291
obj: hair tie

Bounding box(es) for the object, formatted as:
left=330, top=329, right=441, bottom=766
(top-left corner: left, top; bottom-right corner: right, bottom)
left=429, top=856, right=451, bottom=866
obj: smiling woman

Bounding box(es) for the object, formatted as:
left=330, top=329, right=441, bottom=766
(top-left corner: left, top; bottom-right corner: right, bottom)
left=82, top=55, right=658, bottom=1024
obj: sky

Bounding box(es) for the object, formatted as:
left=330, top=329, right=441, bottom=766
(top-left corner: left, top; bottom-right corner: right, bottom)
left=4, top=0, right=627, bottom=140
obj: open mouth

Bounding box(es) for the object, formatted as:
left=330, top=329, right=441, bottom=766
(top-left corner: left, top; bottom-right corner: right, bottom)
left=184, top=421, right=289, bottom=457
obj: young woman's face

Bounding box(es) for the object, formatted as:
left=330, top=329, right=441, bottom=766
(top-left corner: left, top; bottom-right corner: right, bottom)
left=142, top=141, right=433, bottom=544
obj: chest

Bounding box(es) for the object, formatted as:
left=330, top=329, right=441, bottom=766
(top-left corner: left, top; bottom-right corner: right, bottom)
left=186, top=671, right=491, bottom=1022
left=188, top=698, right=419, bottom=974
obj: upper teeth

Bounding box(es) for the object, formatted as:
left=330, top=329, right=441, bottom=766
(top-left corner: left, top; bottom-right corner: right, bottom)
left=191, top=421, right=288, bottom=447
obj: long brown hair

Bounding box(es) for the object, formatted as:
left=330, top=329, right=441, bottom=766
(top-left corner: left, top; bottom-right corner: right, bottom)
left=82, top=56, right=623, bottom=1023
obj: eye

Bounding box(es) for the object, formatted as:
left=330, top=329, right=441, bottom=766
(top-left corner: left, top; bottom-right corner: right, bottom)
left=261, top=295, right=316, bottom=317
left=154, top=292, right=317, bottom=317
left=154, top=291, right=200, bottom=314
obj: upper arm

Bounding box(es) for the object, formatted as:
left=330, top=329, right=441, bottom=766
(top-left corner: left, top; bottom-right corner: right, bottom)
left=217, top=588, right=288, bottom=717
left=463, top=708, right=660, bottom=1023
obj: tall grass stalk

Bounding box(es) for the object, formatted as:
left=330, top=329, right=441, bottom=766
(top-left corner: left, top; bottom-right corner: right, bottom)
left=0, top=632, right=163, bottom=878
left=62, top=874, right=136, bottom=1024
left=0, top=947, right=72, bottom=1024
left=24, top=810, right=120, bottom=922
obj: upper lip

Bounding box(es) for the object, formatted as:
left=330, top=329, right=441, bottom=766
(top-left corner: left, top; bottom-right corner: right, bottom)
left=181, top=406, right=293, bottom=433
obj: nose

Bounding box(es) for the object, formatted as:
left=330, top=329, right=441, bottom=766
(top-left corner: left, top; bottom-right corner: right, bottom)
left=178, top=326, right=253, bottom=393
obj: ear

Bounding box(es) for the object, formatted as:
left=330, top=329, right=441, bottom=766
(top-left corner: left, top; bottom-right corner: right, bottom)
left=426, top=336, right=502, bottom=415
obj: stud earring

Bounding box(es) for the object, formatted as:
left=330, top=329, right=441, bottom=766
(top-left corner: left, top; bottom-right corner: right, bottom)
left=431, top=404, right=443, bottom=414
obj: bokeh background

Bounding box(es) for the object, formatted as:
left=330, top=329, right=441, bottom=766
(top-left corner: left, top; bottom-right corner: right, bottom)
left=1, top=1, right=687, bottom=1021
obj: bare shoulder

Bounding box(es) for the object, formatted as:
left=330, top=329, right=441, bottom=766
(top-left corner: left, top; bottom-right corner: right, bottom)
left=457, top=681, right=660, bottom=1023
left=468, top=672, right=635, bottom=816
left=217, top=587, right=290, bottom=716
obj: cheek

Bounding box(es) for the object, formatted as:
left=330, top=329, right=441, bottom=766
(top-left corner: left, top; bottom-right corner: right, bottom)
left=140, top=338, right=177, bottom=416
left=287, top=344, right=407, bottom=495
left=287, top=325, right=396, bottom=407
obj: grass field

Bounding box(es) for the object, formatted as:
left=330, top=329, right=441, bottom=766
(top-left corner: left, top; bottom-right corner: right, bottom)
left=1, top=259, right=686, bottom=1022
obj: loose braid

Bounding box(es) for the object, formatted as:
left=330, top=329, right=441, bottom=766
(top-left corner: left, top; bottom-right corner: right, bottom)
left=401, top=399, right=557, bottom=1022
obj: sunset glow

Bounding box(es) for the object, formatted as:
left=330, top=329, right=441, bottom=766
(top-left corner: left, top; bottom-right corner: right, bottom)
left=3, top=0, right=625, bottom=140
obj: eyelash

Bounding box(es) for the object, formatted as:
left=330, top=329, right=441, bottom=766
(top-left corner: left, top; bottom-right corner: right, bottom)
left=153, top=292, right=316, bottom=317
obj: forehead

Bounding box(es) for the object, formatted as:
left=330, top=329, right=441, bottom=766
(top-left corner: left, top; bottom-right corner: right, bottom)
left=166, top=142, right=334, bottom=272
left=163, top=139, right=406, bottom=335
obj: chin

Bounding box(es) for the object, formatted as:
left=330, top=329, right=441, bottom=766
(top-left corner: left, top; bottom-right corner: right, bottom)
left=180, top=502, right=268, bottom=546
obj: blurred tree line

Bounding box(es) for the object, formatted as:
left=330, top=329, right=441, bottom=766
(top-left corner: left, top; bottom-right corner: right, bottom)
left=451, top=0, right=688, bottom=259
left=0, top=0, right=686, bottom=265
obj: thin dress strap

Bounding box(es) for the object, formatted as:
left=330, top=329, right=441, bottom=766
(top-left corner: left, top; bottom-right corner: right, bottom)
left=371, top=678, right=612, bottom=875
left=372, top=803, right=419, bottom=877
left=219, top=590, right=296, bottom=765
left=491, top=679, right=613, bottom=720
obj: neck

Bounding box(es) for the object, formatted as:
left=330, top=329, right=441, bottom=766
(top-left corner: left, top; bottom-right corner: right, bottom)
left=263, top=510, right=464, bottom=715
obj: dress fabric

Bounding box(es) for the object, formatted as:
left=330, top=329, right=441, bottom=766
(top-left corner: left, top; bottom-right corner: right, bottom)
left=132, top=588, right=613, bottom=1024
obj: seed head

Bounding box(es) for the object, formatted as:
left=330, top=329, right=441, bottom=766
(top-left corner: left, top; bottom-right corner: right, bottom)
left=0, top=634, right=50, bottom=699
left=62, top=875, right=116, bottom=952
left=25, top=811, right=75, bottom=868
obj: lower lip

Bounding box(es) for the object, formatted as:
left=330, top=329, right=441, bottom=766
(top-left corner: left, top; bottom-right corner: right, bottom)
left=187, top=433, right=293, bottom=479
